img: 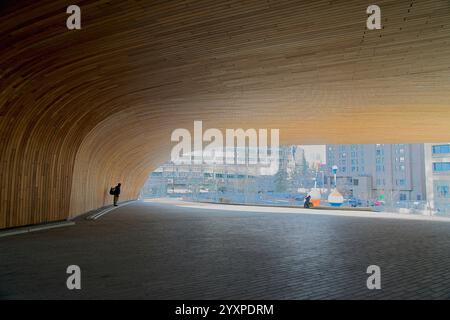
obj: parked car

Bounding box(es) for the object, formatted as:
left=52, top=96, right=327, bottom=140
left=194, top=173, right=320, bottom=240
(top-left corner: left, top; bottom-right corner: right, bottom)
left=347, top=198, right=362, bottom=207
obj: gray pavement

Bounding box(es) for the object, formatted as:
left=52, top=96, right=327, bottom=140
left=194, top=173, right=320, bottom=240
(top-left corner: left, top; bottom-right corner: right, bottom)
left=1, top=200, right=450, bottom=299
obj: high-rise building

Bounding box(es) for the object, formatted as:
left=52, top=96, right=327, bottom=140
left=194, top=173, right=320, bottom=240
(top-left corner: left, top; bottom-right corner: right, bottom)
left=424, top=143, right=450, bottom=215
left=326, top=144, right=426, bottom=203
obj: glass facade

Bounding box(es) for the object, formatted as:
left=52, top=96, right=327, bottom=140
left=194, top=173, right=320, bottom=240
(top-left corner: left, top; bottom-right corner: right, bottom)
left=436, top=184, right=450, bottom=198
left=433, top=162, right=450, bottom=172
left=432, top=144, right=450, bottom=154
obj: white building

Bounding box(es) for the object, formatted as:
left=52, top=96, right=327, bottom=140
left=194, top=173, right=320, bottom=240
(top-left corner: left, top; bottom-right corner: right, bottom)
left=326, top=144, right=426, bottom=203
left=424, top=143, right=450, bottom=215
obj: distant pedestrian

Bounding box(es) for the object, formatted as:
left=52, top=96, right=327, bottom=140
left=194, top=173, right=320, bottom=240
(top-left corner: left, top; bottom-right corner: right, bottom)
left=109, top=183, right=121, bottom=206
left=304, top=194, right=312, bottom=208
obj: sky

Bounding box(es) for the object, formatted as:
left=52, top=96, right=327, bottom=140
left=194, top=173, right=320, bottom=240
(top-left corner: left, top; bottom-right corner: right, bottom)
left=300, top=145, right=326, bottom=165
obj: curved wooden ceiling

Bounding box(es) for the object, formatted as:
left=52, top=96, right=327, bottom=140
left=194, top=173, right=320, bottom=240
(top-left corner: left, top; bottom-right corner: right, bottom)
left=1, top=0, right=450, bottom=228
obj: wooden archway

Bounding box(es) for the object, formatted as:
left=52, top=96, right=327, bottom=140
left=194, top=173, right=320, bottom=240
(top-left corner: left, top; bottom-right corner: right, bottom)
left=1, top=0, right=450, bottom=228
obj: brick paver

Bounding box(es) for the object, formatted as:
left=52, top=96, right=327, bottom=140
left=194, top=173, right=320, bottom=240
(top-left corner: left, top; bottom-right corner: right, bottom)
left=1, top=201, right=450, bottom=299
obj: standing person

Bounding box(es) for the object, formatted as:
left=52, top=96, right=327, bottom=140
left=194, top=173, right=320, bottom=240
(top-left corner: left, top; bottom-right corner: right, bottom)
left=111, top=183, right=121, bottom=206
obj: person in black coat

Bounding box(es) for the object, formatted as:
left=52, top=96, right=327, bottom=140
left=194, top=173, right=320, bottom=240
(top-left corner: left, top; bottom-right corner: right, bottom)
left=111, top=183, right=121, bottom=206
left=304, top=194, right=312, bottom=208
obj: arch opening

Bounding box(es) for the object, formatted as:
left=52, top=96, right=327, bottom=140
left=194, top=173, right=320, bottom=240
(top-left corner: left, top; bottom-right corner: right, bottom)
left=2, top=0, right=450, bottom=229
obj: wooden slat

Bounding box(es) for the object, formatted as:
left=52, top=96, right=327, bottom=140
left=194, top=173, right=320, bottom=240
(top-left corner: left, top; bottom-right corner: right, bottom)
left=1, top=0, right=450, bottom=228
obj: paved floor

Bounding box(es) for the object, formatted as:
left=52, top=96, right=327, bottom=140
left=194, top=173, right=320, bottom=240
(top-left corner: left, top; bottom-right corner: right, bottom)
left=1, top=200, right=450, bottom=299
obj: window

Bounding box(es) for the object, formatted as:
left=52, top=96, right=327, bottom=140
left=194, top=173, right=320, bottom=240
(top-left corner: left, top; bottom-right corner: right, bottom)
left=432, top=144, right=450, bottom=154
left=433, top=162, right=450, bottom=172
left=437, top=185, right=450, bottom=198
left=353, top=179, right=359, bottom=186
left=399, top=179, right=406, bottom=186
left=151, top=172, right=163, bottom=177
left=400, top=194, right=407, bottom=201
